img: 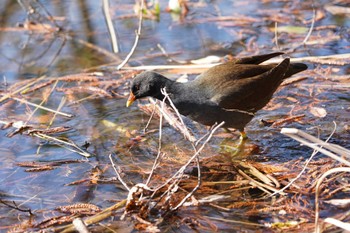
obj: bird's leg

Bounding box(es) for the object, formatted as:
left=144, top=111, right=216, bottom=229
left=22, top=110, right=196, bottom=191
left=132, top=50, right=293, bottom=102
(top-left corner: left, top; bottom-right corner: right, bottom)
left=220, top=128, right=247, bottom=156
left=238, top=131, right=247, bottom=146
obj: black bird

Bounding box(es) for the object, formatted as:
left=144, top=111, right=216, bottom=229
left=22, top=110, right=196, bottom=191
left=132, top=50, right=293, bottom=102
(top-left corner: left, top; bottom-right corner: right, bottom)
left=126, top=52, right=307, bottom=139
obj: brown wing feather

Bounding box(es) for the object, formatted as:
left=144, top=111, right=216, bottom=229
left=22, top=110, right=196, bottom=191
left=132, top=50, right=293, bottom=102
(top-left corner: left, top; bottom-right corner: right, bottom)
left=198, top=59, right=290, bottom=112
left=232, top=52, right=284, bottom=65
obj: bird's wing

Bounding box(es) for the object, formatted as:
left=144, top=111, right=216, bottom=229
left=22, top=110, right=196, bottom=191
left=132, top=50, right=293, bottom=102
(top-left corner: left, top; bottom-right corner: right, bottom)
left=231, top=52, right=283, bottom=65
left=208, top=58, right=290, bottom=111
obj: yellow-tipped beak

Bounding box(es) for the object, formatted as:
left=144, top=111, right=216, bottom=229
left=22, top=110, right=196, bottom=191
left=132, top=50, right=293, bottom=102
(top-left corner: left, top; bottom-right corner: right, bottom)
left=126, top=92, right=136, bottom=107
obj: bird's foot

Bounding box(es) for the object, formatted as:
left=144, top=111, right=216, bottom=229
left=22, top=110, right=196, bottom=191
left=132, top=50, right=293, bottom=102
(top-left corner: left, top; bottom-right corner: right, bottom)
left=219, top=131, right=247, bottom=156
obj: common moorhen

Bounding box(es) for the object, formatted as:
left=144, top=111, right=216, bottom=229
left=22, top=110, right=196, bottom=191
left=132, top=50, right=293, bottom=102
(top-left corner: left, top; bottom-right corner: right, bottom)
left=126, top=52, right=307, bottom=138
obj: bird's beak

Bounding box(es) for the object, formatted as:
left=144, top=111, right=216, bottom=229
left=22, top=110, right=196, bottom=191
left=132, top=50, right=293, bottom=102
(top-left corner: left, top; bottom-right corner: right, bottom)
left=126, top=92, right=136, bottom=107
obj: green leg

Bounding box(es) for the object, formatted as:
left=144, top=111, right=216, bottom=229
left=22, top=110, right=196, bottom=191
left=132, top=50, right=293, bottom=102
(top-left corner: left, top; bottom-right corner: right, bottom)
left=238, top=131, right=247, bottom=146
left=220, top=129, right=247, bottom=156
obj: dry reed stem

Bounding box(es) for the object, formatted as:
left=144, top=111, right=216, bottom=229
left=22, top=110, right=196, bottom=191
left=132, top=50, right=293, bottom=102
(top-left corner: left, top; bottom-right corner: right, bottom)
left=8, top=95, right=73, bottom=118
left=314, top=167, right=350, bottom=233
left=0, top=120, right=92, bottom=158
left=172, top=122, right=224, bottom=211
left=270, top=125, right=338, bottom=197
left=237, top=169, right=280, bottom=195
left=145, top=98, right=165, bottom=186
left=281, top=127, right=350, bottom=164
left=109, top=154, right=131, bottom=191
left=324, top=218, right=350, bottom=232
left=0, top=75, right=47, bottom=103
left=58, top=199, right=127, bottom=233
left=116, top=0, right=143, bottom=70
left=67, top=36, right=121, bottom=62
left=302, top=3, right=316, bottom=45
left=207, top=216, right=265, bottom=227
left=119, top=52, right=350, bottom=72
left=103, top=0, right=119, bottom=53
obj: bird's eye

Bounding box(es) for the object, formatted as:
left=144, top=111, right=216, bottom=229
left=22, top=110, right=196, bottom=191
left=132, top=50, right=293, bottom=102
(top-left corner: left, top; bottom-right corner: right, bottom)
left=133, top=84, right=139, bottom=92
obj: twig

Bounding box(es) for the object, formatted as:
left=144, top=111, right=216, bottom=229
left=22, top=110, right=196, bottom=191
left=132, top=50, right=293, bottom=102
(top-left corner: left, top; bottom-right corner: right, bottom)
left=270, top=123, right=339, bottom=197
left=57, top=199, right=126, bottom=233
left=103, top=0, right=119, bottom=53
left=274, top=21, right=280, bottom=50
left=315, top=167, right=350, bottom=233
left=143, top=101, right=158, bottom=133
left=109, top=154, right=130, bottom=191
left=145, top=98, right=165, bottom=185
left=37, top=93, right=65, bottom=154
left=72, top=218, right=90, bottom=233
left=116, top=0, right=143, bottom=70
left=171, top=121, right=224, bottom=210
left=34, top=0, right=61, bottom=28
left=48, top=95, right=66, bottom=127
left=0, top=75, right=47, bottom=103
left=324, top=218, right=350, bottom=232
left=152, top=88, right=224, bottom=210
left=149, top=98, right=196, bottom=142
left=281, top=126, right=350, bottom=164
left=0, top=119, right=92, bottom=157
left=207, top=216, right=266, bottom=227
left=237, top=170, right=278, bottom=195
left=119, top=53, right=350, bottom=71
left=35, top=132, right=92, bottom=157
left=25, top=80, right=60, bottom=125
left=2, top=95, right=73, bottom=118
left=302, top=1, right=316, bottom=45
left=122, top=63, right=218, bottom=71
left=160, top=88, right=195, bottom=142
left=68, top=36, right=121, bottom=61
left=0, top=199, right=33, bottom=215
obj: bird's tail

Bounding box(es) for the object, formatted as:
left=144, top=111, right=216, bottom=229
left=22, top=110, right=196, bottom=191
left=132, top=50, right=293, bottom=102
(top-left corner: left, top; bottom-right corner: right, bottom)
left=284, top=63, right=308, bottom=78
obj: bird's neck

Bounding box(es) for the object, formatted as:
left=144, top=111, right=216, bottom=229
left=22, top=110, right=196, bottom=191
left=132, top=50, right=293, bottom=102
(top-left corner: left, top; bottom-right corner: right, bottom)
left=154, top=77, right=184, bottom=102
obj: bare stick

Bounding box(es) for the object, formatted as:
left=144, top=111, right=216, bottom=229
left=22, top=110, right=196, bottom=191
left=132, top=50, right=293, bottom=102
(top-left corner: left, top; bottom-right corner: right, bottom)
left=274, top=22, right=280, bottom=50
left=0, top=199, right=32, bottom=215
left=103, top=0, right=119, bottom=53
left=303, top=1, right=316, bottom=45
left=72, top=218, right=90, bottom=233
left=68, top=36, right=121, bottom=61
left=171, top=121, right=224, bottom=210
left=0, top=75, right=47, bottom=103
left=48, top=95, right=66, bottom=127
left=270, top=123, right=340, bottom=197
left=58, top=199, right=126, bottom=233
left=143, top=103, right=157, bottom=133
left=149, top=98, right=195, bottom=142
left=36, top=132, right=92, bottom=157
left=0, top=119, right=92, bottom=157
left=156, top=88, right=224, bottom=210
left=324, top=218, right=350, bottom=232
left=119, top=53, right=350, bottom=71
left=160, top=88, right=195, bottom=142
left=145, top=98, right=165, bottom=185
left=238, top=169, right=278, bottom=195
left=37, top=95, right=66, bottom=154
left=141, top=88, right=223, bottom=212
left=3, top=95, right=73, bottom=118
left=25, top=80, right=60, bottom=125
left=109, top=154, right=130, bottom=191
left=116, top=0, right=143, bottom=70
left=314, top=167, right=350, bottom=233
left=281, top=126, right=350, bottom=164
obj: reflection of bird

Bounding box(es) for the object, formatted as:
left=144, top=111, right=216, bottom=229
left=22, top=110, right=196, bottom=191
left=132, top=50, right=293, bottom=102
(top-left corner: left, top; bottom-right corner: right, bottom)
left=126, top=52, right=307, bottom=140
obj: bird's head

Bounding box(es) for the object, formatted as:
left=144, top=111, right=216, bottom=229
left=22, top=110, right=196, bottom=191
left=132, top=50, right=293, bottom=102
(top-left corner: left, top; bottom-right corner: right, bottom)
left=126, top=71, right=168, bottom=107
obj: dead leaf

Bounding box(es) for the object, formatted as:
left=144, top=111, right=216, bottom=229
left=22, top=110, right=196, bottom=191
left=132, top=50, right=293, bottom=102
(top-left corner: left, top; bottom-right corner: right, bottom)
left=309, top=106, right=327, bottom=118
